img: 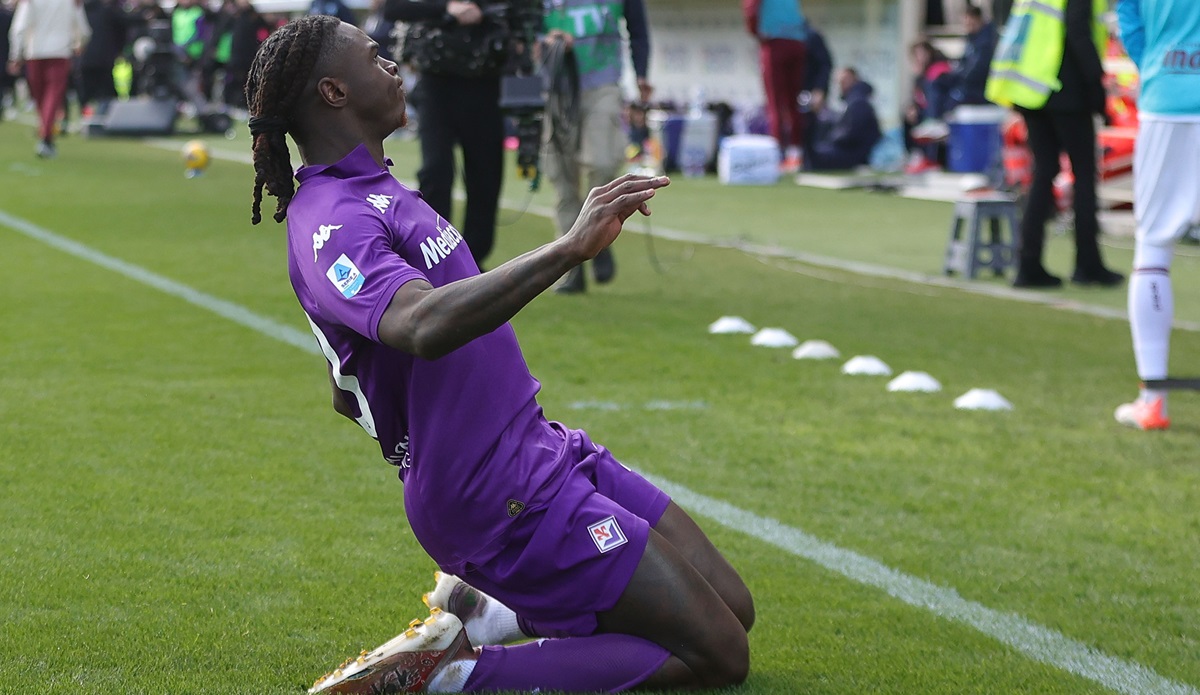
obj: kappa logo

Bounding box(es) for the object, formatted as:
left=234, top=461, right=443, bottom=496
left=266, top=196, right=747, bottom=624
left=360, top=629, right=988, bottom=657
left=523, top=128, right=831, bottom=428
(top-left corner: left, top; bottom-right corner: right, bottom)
left=587, top=516, right=628, bottom=554
left=366, top=193, right=393, bottom=213
left=312, top=224, right=342, bottom=261
left=326, top=253, right=365, bottom=299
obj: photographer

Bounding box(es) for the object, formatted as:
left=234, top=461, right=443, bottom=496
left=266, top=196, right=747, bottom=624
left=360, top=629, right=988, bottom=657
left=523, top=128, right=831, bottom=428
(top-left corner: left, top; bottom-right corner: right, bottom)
left=385, top=0, right=519, bottom=268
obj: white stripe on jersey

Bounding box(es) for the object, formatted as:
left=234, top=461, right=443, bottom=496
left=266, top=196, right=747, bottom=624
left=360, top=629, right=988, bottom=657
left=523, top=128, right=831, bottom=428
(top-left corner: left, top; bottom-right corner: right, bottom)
left=306, top=314, right=379, bottom=439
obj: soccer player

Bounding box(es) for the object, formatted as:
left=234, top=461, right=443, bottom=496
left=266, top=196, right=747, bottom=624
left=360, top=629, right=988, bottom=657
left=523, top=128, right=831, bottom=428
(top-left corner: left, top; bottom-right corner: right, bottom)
left=244, top=15, right=753, bottom=693
left=1113, top=0, right=1200, bottom=430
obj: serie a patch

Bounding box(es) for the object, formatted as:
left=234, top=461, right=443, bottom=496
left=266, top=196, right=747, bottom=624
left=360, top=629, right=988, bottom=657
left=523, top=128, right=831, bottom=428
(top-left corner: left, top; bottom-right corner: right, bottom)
left=327, top=253, right=365, bottom=299
left=587, top=516, right=628, bottom=553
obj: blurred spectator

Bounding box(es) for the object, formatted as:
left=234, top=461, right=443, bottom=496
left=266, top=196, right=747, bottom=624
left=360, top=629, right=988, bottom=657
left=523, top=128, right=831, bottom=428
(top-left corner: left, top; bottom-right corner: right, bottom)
left=224, top=0, right=268, bottom=111
left=308, top=0, right=355, bottom=25
left=903, top=39, right=951, bottom=167
left=0, top=0, right=14, bottom=120
left=77, top=0, right=126, bottom=116
left=626, top=101, right=650, bottom=156
left=800, top=23, right=831, bottom=120
left=121, top=0, right=166, bottom=97
left=200, top=0, right=235, bottom=103
left=361, top=0, right=393, bottom=63
left=743, top=0, right=807, bottom=172
left=798, top=24, right=834, bottom=161
left=7, top=0, right=92, bottom=158
left=926, top=5, right=998, bottom=119
left=805, top=67, right=881, bottom=171
left=172, top=0, right=208, bottom=96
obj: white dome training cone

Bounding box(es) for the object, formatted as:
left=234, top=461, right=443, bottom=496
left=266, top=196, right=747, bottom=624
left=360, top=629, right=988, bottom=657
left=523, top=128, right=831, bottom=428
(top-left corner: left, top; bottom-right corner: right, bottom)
left=953, top=388, right=1013, bottom=411
left=751, top=328, right=799, bottom=348
left=792, top=340, right=840, bottom=360
left=708, top=316, right=756, bottom=334
left=841, top=355, right=892, bottom=376
left=887, top=371, right=942, bottom=393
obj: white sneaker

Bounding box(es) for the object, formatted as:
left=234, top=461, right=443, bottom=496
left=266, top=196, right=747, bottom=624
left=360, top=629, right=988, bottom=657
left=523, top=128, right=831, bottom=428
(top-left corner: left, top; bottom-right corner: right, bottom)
left=308, top=608, right=472, bottom=694
left=1114, top=397, right=1170, bottom=431
left=911, top=119, right=949, bottom=142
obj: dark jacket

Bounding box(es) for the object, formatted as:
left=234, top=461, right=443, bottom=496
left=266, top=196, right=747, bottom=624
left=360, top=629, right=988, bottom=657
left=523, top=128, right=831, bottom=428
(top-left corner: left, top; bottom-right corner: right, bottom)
left=948, top=20, right=997, bottom=105
left=228, top=6, right=269, bottom=73
left=810, top=79, right=882, bottom=170
left=804, top=28, right=832, bottom=95
left=0, top=4, right=13, bottom=82
left=1044, top=0, right=1106, bottom=113
left=81, top=0, right=128, bottom=70
left=385, top=0, right=512, bottom=78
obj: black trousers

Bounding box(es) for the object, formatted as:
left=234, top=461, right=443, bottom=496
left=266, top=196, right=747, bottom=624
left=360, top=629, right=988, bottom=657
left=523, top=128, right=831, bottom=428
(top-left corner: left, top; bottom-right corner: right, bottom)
left=414, top=72, right=505, bottom=266
left=1017, top=107, right=1105, bottom=273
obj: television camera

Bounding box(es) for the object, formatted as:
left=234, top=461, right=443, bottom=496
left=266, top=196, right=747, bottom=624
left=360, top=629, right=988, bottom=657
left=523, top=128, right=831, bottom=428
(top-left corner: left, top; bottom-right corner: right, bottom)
left=490, top=1, right=547, bottom=187
left=96, top=19, right=231, bottom=137
left=401, top=0, right=547, bottom=187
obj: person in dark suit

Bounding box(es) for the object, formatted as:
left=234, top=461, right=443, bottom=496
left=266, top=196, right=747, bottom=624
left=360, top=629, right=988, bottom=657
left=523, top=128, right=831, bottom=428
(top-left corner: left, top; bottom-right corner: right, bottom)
left=77, top=0, right=126, bottom=115
left=384, top=0, right=523, bottom=270
left=225, top=0, right=268, bottom=110
left=800, top=24, right=832, bottom=152
left=1012, top=0, right=1123, bottom=288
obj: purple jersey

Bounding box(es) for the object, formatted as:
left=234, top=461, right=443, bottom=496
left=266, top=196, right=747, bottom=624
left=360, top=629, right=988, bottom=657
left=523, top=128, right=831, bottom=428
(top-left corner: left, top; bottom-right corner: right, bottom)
left=286, top=145, right=562, bottom=564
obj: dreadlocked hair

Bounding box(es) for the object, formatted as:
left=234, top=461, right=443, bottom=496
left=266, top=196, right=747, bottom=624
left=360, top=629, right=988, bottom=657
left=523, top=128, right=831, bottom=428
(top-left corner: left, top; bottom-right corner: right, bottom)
left=245, top=15, right=341, bottom=225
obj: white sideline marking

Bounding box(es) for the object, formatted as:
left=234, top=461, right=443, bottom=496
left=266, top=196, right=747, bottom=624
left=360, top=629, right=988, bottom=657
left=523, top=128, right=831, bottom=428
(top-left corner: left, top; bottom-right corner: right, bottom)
left=0, top=210, right=319, bottom=357
left=567, top=400, right=707, bottom=411
left=1, top=211, right=1196, bottom=695
left=645, top=473, right=1198, bottom=695
left=149, top=139, right=1200, bottom=334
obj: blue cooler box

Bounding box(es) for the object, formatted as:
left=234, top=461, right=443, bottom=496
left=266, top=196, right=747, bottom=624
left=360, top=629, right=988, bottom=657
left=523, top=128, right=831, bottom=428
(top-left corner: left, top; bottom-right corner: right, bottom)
left=947, top=105, right=1007, bottom=173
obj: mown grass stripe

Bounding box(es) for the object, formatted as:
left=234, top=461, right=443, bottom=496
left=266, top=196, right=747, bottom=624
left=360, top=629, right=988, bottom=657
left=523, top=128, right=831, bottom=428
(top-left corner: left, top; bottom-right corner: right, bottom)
left=2, top=207, right=1194, bottom=695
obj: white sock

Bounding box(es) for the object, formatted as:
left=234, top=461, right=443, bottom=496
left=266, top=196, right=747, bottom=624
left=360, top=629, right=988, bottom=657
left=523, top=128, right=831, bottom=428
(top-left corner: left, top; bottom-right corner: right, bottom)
left=1129, top=259, right=1173, bottom=414
left=466, top=595, right=524, bottom=647
left=426, top=653, right=478, bottom=693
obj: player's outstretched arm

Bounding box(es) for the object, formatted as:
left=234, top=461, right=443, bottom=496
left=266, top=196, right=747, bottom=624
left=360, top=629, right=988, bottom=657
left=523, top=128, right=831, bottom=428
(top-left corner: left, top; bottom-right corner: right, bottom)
left=377, top=174, right=669, bottom=359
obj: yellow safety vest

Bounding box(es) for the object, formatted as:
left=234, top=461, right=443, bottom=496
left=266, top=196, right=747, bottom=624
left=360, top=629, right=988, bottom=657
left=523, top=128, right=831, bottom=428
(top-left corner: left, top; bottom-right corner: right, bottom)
left=985, top=0, right=1108, bottom=109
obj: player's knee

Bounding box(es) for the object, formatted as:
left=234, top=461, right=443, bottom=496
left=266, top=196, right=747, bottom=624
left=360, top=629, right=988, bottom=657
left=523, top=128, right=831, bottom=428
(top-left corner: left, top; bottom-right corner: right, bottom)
left=734, top=588, right=756, bottom=633
left=701, top=628, right=750, bottom=688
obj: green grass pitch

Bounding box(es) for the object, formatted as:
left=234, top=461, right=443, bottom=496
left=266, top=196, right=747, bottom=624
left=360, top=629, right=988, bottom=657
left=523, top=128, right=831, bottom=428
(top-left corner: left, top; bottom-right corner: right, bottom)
left=1, top=121, right=1198, bottom=694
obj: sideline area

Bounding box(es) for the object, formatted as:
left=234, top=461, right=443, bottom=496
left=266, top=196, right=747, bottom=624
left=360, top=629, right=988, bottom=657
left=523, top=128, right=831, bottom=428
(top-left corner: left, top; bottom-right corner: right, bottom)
left=149, top=128, right=1200, bottom=330
left=6, top=112, right=1196, bottom=328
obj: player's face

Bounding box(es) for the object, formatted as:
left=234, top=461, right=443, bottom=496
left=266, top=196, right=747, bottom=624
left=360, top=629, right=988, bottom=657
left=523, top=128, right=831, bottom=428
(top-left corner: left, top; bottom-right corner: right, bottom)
left=335, top=23, right=407, bottom=134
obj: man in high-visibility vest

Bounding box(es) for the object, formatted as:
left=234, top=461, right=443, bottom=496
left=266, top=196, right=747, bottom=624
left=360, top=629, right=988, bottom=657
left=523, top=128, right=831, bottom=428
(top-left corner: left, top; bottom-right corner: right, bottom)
left=986, top=0, right=1123, bottom=289
left=1112, top=0, right=1200, bottom=430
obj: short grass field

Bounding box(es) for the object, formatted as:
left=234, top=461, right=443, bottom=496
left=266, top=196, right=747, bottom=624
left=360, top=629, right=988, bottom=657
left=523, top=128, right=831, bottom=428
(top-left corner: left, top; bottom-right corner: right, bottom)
left=2, top=119, right=1198, bottom=695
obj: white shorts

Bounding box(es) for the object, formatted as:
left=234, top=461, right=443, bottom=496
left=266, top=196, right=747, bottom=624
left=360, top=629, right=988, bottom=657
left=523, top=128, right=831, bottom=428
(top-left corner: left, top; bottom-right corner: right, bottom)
left=1134, top=119, right=1200, bottom=251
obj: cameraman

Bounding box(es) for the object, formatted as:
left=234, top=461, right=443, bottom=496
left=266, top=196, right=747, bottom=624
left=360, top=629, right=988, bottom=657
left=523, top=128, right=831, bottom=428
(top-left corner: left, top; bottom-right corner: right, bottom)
left=385, top=0, right=514, bottom=268
left=542, top=0, right=653, bottom=294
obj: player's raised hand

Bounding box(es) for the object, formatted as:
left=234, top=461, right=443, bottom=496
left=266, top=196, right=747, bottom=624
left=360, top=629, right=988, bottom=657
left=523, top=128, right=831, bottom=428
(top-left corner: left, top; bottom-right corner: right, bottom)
left=565, top=174, right=670, bottom=260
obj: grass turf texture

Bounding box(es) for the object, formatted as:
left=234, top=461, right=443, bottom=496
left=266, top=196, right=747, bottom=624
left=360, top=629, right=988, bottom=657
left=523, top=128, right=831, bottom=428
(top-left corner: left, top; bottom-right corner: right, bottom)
left=1, top=122, right=1198, bottom=694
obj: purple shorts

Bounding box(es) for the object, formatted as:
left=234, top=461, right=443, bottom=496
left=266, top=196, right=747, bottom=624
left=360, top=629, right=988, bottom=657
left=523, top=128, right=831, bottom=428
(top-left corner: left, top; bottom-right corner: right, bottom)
left=443, top=427, right=670, bottom=637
